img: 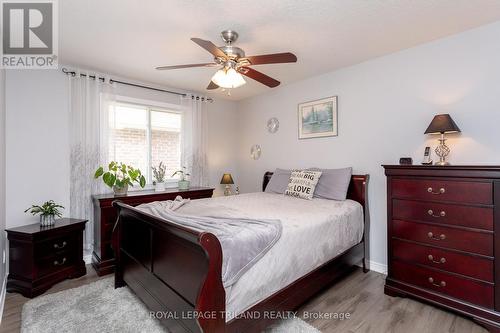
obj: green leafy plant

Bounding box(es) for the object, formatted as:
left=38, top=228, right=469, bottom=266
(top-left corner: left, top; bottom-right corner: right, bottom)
left=172, top=166, right=190, bottom=181
left=152, top=162, right=167, bottom=183
left=24, top=200, right=64, bottom=217
left=94, top=161, right=146, bottom=189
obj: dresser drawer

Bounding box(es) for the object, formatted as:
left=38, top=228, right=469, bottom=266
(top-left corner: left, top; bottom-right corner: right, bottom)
left=391, top=260, right=493, bottom=309
left=35, top=235, right=76, bottom=258
left=392, top=220, right=493, bottom=256
left=393, top=199, right=493, bottom=230
left=391, top=179, right=492, bottom=205
left=392, top=239, right=493, bottom=282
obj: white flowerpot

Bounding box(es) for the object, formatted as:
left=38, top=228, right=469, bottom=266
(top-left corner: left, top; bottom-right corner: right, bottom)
left=155, top=182, right=166, bottom=192
left=40, top=214, right=56, bottom=227
left=113, top=184, right=129, bottom=196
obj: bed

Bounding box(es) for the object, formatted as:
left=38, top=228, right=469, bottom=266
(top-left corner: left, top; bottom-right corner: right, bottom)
left=112, top=171, right=370, bottom=332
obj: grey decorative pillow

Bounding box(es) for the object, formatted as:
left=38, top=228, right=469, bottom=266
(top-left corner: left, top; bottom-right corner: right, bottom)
left=265, top=168, right=292, bottom=194
left=308, top=167, right=352, bottom=200
left=285, top=170, right=322, bottom=200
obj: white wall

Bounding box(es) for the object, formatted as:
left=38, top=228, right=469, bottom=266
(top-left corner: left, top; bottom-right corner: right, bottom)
left=0, top=68, right=7, bottom=312
left=236, top=21, right=500, bottom=268
left=4, top=69, right=238, bottom=227
left=5, top=70, right=70, bottom=228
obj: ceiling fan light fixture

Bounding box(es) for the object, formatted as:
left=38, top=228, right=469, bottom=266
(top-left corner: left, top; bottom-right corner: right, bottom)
left=211, top=68, right=246, bottom=89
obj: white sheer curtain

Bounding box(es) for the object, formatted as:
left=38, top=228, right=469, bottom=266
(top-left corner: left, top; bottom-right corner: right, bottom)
left=68, top=72, right=115, bottom=253
left=181, top=95, right=209, bottom=187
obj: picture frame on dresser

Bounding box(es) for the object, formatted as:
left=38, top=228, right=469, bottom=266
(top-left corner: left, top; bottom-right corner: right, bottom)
left=383, top=165, right=500, bottom=332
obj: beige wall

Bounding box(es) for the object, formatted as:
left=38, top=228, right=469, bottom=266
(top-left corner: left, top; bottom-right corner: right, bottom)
left=0, top=69, right=6, bottom=305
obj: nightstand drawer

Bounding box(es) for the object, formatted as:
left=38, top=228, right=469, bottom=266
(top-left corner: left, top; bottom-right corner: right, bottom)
left=392, top=239, right=493, bottom=282
left=392, top=260, right=493, bottom=309
left=391, top=179, right=492, bottom=205
left=36, top=235, right=76, bottom=257
left=392, top=220, right=493, bottom=256
left=393, top=199, right=493, bottom=230
left=36, top=253, right=75, bottom=277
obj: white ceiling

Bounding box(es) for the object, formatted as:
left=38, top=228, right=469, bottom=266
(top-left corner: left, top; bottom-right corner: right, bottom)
left=60, top=0, right=500, bottom=101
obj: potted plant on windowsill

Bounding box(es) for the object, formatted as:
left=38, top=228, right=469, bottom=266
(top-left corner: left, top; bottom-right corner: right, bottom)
left=24, top=200, right=64, bottom=227
left=172, top=167, right=191, bottom=190
left=94, top=161, right=146, bottom=196
left=152, top=162, right=167, bottom=192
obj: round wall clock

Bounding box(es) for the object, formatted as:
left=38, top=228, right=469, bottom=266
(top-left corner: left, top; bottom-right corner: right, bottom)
left=267, top=117, right=279, bottom=133
left=250, top=144, right=262, bottom=160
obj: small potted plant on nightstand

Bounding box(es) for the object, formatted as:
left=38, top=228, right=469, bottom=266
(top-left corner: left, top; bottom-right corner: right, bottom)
left=152, top=162, right=167, bottom=192
left=94, top=161, right=146, bottom=196
left=24, top=200, right=64, bottom=226
left=172, top=167, right=190, bottom=190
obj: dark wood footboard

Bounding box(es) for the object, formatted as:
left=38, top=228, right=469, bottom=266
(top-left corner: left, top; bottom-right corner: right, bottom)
left=112, top=202, right=225, bottom=332
left=113, top=173, right=369, bottom=332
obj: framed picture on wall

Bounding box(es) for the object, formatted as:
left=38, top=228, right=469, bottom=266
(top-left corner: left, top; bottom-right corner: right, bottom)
left=298, top=96, right=338, bottom=139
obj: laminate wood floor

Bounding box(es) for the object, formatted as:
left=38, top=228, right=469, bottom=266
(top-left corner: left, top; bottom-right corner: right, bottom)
left=0, top=266, right=487, bottom=333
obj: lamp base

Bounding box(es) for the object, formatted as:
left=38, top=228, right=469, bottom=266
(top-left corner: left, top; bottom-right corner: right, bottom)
left=224, top=185, right=232, bottom=196
left=435, top=161, right=450, bottom=166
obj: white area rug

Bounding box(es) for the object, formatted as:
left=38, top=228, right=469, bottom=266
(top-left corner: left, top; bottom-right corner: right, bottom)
left=22, top=278, right=321, bottom=333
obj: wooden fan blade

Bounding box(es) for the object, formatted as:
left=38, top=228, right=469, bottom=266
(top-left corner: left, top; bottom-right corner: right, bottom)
left=207, top=81, right=219, bottom=90
left=191, top=38, right=227, bottom=59
left=238, top=67, right=280, bottom=88
left=156, top=63, right=217, bottom=70
left=242, top=52, right=297, bottom=65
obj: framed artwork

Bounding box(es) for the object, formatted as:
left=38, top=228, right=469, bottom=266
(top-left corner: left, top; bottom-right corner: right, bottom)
left=298, top=96, right=338, bottom=139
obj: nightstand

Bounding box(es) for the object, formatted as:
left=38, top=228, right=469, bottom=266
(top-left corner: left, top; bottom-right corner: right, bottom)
left=6, top=218, right=87, bottom=298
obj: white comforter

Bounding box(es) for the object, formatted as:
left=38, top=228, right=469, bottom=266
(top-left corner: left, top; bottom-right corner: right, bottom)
left=176, top=192, right=364, bottom=320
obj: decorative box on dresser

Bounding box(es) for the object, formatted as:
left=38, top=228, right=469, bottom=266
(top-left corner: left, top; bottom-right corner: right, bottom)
left=6, top=218, right=87, bottom=298
left=92, top=187, right=214, bottom=276
left=383, top=165, right=500, bottom=332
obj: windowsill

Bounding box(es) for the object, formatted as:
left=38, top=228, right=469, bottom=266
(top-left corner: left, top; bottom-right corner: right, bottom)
left=128, top=180, right=180, bottom=192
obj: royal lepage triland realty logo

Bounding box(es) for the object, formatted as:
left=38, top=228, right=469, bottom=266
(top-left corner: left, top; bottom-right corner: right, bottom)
left=1, top=0, right=58, bottom=68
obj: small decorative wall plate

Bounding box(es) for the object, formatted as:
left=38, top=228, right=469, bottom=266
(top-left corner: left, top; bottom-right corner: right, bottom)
left=250, top=144, right=261, bottom=160
left=267, top=117, right=279, bottom=133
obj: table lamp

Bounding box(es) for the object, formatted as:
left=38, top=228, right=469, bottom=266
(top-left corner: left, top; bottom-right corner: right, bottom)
left=220, top=173, right=234, bottom=196
left=424, top=114, right=461, bottom=166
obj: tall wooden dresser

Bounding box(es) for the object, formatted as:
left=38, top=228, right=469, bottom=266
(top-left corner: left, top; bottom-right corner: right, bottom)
left=384, top=165, right=500, bottom=331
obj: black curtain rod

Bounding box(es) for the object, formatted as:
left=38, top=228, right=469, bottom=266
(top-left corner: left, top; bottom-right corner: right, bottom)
left=61, top=68, right=213, bottom=102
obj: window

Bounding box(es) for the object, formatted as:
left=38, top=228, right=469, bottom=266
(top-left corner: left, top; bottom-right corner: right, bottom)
left=108, top=99, right=181, bottom=185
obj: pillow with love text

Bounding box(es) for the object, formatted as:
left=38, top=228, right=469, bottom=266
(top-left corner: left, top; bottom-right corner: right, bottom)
left=284, top=170, right=322, bottom=200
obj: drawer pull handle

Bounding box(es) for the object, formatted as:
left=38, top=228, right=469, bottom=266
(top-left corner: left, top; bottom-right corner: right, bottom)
left=428, top=277, right=446, bottom=287
left=53, top=257, right=67, bottom=266
left=53, top=241, right=67, bottom=249
left=427, top=232, right=446, bottom=240
left=428, top=254, right=446, bottom=264
left=428, top=209, right=446, bottom=218
left=428, top=187, right=446, bottom=195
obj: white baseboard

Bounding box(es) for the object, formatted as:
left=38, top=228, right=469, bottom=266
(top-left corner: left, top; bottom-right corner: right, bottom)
left=357, top=260, right=387, bottom=275
left=0, top=275, right=6, bottom=325
left=83, top=254, right=92, bottom=265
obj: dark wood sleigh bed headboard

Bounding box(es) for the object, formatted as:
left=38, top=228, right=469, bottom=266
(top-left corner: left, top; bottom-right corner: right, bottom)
left=262, top=171, right=369, bottom=210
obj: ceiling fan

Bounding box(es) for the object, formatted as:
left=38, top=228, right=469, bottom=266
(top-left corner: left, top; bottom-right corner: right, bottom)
left=156, top=30, right=297, bottom=90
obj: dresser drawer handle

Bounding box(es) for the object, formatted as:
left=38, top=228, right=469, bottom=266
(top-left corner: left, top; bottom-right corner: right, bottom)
left=428, top=209, right=446, bottom=217
left=53, top=241, right=67, bottom=249
left=427, top=232, right=446, bottom=240
left=428, top=254, right=446, bottom=264
left=53, top=257, right=67, bottom=266
left=427, top=187, right=445, bottom=195
left=428, top=277, right=446, bottom=287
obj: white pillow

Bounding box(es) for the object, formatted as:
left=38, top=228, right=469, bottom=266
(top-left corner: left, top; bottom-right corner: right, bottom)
left=285, top=170, right=322, bottom=200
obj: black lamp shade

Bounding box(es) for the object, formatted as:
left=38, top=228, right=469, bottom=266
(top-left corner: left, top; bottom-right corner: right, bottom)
left=424, top=114, right=461, bottom=134
left=220, top=173, right=234, bottom=185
